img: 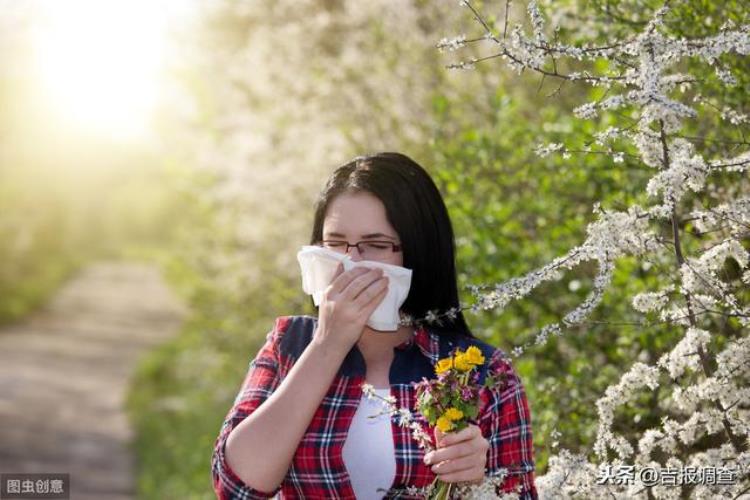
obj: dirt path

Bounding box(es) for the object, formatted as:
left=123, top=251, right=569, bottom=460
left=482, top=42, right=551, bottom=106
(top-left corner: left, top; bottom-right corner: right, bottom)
left=0, top=261, right=188, bottom=500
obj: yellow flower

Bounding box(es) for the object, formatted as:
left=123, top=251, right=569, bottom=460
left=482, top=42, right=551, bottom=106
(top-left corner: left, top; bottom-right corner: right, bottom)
left=464, top=345, right=485, bottom=366
left=435, top=357, right=453, bottom=375
left=436, top=415, right=455, bottom=432
left=444, top=407, right=464, bottom=421
left=453, top=353, right=473, bottom=372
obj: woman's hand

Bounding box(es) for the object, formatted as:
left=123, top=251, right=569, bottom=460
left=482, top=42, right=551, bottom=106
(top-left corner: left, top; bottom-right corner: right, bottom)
left=314, top=262, right=389, bottom=353
left=423, top=424, right=489, bottom=484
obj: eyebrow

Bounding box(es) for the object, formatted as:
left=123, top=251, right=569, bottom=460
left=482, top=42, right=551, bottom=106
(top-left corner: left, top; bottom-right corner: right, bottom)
left=325, top=231, right=397, bottom=240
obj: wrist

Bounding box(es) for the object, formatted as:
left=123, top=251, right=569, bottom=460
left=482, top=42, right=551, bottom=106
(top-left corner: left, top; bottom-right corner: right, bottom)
left=310, top=332, right=352, bottom=359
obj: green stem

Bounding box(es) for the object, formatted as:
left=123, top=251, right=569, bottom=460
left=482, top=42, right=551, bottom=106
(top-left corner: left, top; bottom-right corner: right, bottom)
left=432, top=479, right=451, bottom=500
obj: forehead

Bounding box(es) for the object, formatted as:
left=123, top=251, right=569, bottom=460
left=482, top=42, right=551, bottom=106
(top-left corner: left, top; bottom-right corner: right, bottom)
left=323, top=191, right=395, bottom=236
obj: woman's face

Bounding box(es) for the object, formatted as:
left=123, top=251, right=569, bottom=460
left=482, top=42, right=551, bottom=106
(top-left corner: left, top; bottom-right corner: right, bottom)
left=322, top=191, right=403, bottom=266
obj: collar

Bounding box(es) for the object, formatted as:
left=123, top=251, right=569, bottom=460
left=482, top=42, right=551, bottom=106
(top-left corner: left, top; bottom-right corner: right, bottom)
left=393, top=324, right=442, bottom=363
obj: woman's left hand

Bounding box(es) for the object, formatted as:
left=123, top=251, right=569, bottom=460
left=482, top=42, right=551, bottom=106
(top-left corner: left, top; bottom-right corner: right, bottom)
left=423, top=424, right=489, bottom=483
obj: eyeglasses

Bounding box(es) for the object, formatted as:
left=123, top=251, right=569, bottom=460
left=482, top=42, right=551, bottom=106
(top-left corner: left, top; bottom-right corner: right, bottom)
left=317, top=240, right=402, bottom=259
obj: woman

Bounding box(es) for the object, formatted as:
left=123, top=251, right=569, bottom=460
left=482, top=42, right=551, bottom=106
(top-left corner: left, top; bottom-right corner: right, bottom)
left=211, top=152, right=537, bottom=499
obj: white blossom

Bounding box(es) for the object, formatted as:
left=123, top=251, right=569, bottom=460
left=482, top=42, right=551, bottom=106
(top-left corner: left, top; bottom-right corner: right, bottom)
left=573, top=102, right=598, bottom=119
left=657, top=327, right=711, bottom=379
left=535, top=142, right=564, bottom=157
left=436, top=34, right=467, bottom=52
left=631, top=287, right=673, bottom=313
left=594, top=362, right=660, bottom=460
left=715, top=66, right=737, bottom=85
left=593, top=126, right=621, bottom=146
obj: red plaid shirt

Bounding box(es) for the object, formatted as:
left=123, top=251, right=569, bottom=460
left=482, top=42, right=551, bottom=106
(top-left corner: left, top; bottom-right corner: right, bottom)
left=211, top=315, right=537, bottom=499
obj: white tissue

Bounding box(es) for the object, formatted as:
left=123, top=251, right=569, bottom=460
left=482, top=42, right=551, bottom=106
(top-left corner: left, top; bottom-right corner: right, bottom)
left=296, top=245, right=412, bottom=331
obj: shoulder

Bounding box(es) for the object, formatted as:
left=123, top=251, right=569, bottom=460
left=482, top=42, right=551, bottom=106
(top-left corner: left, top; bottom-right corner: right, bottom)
left=269, top=315, right=318, bottom=360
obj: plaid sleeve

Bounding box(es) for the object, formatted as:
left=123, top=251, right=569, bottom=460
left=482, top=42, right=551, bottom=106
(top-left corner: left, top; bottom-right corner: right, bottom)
left=478, top=349, right=538, bottom=499
left=211, top=316, right=291, bottom=499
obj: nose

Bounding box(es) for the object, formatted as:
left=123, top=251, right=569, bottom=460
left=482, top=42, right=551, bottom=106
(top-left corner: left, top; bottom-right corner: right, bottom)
left=347, top=245, right=364, bottom=262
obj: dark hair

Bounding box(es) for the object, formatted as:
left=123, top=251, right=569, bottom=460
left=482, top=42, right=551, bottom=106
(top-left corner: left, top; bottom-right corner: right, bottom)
left=309, top=152, right=475, bottom=340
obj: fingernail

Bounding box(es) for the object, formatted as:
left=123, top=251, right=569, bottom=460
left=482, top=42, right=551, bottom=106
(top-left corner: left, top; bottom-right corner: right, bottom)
left=423, top=454, right=431, bottom=464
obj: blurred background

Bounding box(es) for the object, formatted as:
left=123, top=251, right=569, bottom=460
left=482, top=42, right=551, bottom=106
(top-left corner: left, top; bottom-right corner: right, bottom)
left=0, top=0, right=746, bottom=499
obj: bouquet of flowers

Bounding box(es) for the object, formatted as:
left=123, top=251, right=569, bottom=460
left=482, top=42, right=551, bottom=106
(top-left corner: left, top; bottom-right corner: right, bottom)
left=413, top=345, right=500, bottom=499
left=363, top=345, right=507, bottom=499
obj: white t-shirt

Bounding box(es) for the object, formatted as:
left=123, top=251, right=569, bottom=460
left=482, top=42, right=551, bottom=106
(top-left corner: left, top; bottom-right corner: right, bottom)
left=342, top=387, right=397, bottom=499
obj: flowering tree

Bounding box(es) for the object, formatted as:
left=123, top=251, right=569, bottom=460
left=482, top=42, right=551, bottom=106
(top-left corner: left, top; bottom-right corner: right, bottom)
left=404, top=1, right=749, bottom=497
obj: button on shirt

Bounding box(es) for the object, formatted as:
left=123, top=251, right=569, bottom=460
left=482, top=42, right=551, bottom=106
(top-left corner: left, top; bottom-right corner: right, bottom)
left=211, top=315, right=538, bottom=499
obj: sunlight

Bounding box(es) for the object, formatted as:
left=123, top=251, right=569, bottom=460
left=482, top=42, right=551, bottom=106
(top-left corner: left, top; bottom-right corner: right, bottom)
left=29, top=0, right=191, bottom=141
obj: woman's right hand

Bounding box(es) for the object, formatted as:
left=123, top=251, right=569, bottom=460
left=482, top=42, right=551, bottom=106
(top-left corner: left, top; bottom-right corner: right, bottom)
left=314, top=262, right=389, bottom=353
